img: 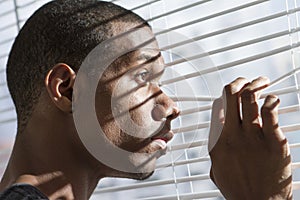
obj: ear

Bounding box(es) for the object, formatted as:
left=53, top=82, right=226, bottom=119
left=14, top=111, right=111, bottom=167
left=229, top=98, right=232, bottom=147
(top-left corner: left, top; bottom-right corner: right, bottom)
left=45, top=63, right=76, bottom=113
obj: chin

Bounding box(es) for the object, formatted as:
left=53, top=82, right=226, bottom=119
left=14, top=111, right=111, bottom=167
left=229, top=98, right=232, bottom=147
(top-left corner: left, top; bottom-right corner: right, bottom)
left=108, top=157, right=157, bottom=180
left=104, top=146, right=162, bottom=180
left=132, top=171, right=155, bottom=180
left=117, top=171, right=155, bottom=181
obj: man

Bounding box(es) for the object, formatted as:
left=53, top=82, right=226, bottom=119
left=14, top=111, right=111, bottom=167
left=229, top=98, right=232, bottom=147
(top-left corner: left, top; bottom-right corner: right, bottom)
left=1, top=1, right=175, bottom=198
left=0, top=0, right=293, bottom=199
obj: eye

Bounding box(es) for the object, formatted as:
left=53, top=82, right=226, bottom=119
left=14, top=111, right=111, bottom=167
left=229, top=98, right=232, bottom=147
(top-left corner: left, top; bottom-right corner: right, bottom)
left=135, top=69, right=150, bottom=84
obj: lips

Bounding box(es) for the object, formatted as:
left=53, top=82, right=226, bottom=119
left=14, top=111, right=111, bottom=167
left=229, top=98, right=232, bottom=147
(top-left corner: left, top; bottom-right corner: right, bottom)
left=152, top=139, right=167, bottom=149
left=151, top=130, right=174, bottom=149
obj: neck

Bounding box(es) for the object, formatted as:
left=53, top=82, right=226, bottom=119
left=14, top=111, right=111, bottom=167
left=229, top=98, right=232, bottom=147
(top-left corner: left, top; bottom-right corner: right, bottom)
left=0, top=119, right=105, bottom=199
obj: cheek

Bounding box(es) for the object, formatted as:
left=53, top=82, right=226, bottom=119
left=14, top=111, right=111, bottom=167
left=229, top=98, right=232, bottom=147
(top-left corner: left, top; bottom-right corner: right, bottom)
left=129, top=93, right=154, bottom=127
left=95, top=89, right=113, bottom=121
left=128, top=90, right=163, bottom=132
left=95, top=91, right=123, bottom=145
left=109, top=90, right=162, bottom=142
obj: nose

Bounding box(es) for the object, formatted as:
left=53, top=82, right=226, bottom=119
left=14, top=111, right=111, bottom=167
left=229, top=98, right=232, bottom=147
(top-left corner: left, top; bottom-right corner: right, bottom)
left=151, top=87, right=180, bottom=121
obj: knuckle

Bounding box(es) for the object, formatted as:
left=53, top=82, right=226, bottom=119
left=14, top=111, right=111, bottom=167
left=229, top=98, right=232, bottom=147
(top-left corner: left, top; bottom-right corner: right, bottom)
left=224, top=77, right=248, bottom=95
left=241, top=88, right=255, bottom=99
left=258, top=76, right=270, bottom=82
left=224, top=84, right=237, bottom=95
left=261, top=106, right=275, bottom=116
left=266, top=94, right=277, bottom=99
left=236, top=77, right=247, bottom=82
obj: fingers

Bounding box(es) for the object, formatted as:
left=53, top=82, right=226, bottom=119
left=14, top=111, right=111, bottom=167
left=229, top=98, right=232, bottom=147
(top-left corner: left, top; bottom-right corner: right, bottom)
left=208, top=97, right=224, bottom=153
left=261, top=95, right=284, bottom=141
left=241, top=76, right=270, bottom=130
left=223, top=77, right=249, bottom=127
left=222, top=76, right=281, bottom=138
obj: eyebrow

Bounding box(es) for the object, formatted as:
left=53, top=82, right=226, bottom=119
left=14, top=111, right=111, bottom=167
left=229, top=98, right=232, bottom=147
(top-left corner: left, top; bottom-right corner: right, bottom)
left=136, top=52, right=162, bottom=63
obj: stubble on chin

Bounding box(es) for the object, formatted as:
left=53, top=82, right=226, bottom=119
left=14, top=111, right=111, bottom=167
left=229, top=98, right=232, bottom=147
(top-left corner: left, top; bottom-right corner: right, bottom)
left=134, top=171, right=155, bottom=180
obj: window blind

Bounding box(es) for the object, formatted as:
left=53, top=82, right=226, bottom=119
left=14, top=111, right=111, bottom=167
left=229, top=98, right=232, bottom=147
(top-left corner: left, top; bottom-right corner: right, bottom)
left=1, top=0, right=300, bottom=199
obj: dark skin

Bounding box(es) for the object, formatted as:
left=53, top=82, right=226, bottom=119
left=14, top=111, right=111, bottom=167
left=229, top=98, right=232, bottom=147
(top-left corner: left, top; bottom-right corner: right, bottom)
left=0, top=22, right=293, bottom=199
left=209, top=77, right=292, bottom=199
left=0, top=24, right=180, bottom=199
left=2, top=73, right=292, bottom=200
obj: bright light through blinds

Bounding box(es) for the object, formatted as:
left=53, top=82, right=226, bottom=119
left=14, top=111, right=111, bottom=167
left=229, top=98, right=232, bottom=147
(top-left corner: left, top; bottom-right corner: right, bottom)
left=1, top=0, right=300, bottom=199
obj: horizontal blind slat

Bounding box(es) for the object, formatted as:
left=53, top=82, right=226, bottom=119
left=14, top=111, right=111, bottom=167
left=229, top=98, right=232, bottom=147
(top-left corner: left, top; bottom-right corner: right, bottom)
left=0, top=9, right=14, bottom=18
left=292, top=181, right=300, bottom=190
left=162, top=42, right=300, bottom=85
left=169, top=136, right=300, bottom=152
left=0, top=37, right=14, bottom=45
left=0, top=94, right=10, bottom=100
left=0, top=54, right=9, bottom=59
left=171, top=96, right=215, bottom=101
left=140, top=190, right=222, bottom=200
left=167, top=125, right=300, bottom=152
left=0, top=0, right=10, bottom=4
left=95, top=174, right=210, bottom=194
left=290, top=143, right=300, bottom=148
left=147, top=0, right=212, bottom=22
left=180, top=104, right=300, bottom=116
left=180, top=105, right=212, bottom=116
left=130, top=0, right=162, bottom=11
left=173, top=122, right=210, bottom=133
left=171, top=121, right=300, bottom=136
left=167, top=67, right=300, bottom=103
left=169, top=139, right=208, bottom=151
left=171, top=119, right=300, bottom=134
left=142, top=182, right=300, bottom=200
left=0, top=107, right=14, bottom=113
left=0, top=82, right=6, bottom=87
left=281, top=124, right=300, bottom=133
left=0, top=118, right=16, bottom=124
left=16, top=0, right=38, bottom=9
left=261, top=85, right=300, bottom=98
left=292, top=162, right=300, bottom=170
left=156, top=156, right=210, bottom=169
left=157, top=155, right=300, bottom=171
left=161, top=6, right=300, bottom=51
left=154, top=0, right=269, bottom=36
left=164, top=27, right=300, bottom=67
left=0, top=23, right=16, bottom=32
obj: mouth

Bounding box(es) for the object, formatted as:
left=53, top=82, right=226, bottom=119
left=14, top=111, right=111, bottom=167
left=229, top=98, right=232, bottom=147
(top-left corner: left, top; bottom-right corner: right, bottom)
left=151, top=130, right=174, bottom=149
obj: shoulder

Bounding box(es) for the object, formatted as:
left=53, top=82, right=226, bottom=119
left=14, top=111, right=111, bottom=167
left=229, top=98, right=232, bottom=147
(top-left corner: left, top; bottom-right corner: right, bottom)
left=0, top=184, right=48, bottom=200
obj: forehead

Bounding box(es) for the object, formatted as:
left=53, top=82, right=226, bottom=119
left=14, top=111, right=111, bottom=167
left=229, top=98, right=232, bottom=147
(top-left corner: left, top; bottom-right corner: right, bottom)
left=102, top=25, right=163, bottom=78
left=119, top=49, right=162, bottom=66
left=85, top=24, right=164, bottom=85
left=109, top=23, right=159, bottom=53
left=105, top=48, right=163, bottom=79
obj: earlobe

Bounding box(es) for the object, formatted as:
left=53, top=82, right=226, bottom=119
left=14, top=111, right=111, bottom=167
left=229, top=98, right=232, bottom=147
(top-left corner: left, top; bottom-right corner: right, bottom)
left=45, top=63, right=76, bottom=113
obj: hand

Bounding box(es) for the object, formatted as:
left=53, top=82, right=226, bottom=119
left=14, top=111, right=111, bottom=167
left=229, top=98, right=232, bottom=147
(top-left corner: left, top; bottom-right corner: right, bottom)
left=208, top=77, right=292, bottom=200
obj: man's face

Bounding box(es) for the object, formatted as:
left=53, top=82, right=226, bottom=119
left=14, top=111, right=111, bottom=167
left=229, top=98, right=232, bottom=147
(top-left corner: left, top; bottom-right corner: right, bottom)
left=94, top=26, right=179, bottom=179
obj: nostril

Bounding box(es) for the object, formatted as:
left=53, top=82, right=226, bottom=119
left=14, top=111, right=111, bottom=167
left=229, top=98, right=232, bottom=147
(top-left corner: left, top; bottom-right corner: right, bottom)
left=151, top=104, right=166, bottom=121
left=168, top=106, right=180, bottom=120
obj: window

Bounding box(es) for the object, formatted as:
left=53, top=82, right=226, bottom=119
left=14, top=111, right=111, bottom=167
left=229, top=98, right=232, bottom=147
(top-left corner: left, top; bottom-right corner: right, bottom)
left=0, top=0, right=300, bottom=199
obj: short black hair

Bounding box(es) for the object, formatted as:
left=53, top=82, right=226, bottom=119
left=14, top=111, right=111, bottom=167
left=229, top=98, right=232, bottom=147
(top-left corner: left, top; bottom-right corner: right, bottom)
left=6, top=0, right=149, bottom=132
